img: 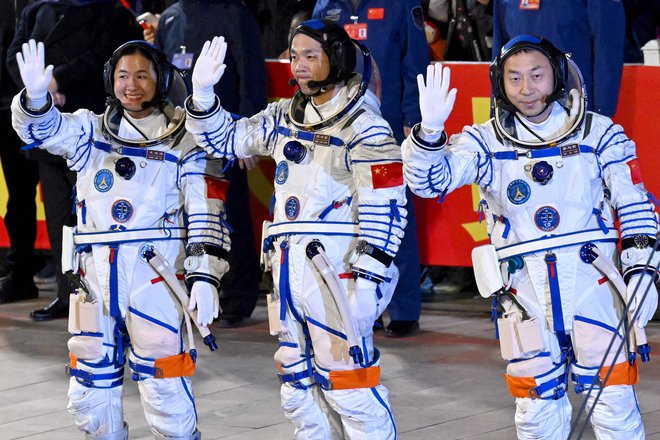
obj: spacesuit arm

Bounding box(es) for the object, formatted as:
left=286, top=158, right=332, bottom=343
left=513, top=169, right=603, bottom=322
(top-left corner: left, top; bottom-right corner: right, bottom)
left=402, top=124, right=485, bottom=199
left=179, top=148, right=231, bottom=288
left=596, top=116, right=659, bottom=328
left=185, top=95, right=283, bottom=160
left=11, top=91, right=99, bottom=173
left=348, top=114, right=407, bottom=279
left=597, top=117, right=659, bottom=273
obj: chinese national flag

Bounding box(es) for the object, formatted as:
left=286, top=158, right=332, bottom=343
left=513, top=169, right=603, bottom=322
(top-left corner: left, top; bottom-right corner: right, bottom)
left=205, top=176, right=229, bottom=200
left=627, top=158, right=643, bottom=185
left=371, top=163, right=403, bottom=189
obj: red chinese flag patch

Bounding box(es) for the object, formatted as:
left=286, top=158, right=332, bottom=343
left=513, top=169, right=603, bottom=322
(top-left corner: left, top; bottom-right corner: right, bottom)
left=371, top=163, right=403, bottom=189
left=627, top=158, right=643, bottom=185
left=205, top=176, right=228, bottom=200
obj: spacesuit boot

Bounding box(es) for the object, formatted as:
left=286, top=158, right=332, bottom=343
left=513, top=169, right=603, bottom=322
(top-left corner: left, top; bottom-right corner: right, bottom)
left=85, top=422, right=129, bottom=440
left=153, top=429, right=201, bottom=440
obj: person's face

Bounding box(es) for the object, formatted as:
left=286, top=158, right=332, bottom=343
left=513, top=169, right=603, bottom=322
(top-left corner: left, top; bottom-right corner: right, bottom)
left=113, top=53, right=158, bottom=119
left=290, top=34, right=332, bottom=100
left=502, top=50, right=555, bottom=122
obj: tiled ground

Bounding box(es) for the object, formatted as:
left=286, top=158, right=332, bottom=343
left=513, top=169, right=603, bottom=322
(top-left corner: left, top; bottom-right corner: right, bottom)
left=1, top=289, right=658, bottom=440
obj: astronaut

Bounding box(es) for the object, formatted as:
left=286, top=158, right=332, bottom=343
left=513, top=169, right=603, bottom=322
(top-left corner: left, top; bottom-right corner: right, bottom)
left=185, top=20, right=406, bottom=439
left=402, top=35, right=659, bottom=439
left=12, top=40, right=230, bottom=440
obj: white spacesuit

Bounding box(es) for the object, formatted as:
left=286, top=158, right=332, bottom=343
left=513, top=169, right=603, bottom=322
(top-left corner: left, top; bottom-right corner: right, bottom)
left=402, top=36, right=659, bottom=439
left=185, top=20, right=406, bottom=439
left=11, top=40, right=230, bottom=440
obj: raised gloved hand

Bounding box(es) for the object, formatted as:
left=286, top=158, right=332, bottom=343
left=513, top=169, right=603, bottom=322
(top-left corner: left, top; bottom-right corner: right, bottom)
left=16, top=39, right=53, bottom=106
left=417, top=63, right=457, bottom=133
left=349, top=277, right=379, bottom=337
left=626, top=274, right=659, bottom=329
left=188, top=281, right=219, bottom=327
left=192, top=36, right=227, bottom=110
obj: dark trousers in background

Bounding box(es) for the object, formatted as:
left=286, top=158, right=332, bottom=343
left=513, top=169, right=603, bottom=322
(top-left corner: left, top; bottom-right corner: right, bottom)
left=38, top=158, right=76, bottom=302
left=220, top=162, right=261, bottom=319
left=0, top=110, right=39, bottom=278
left=389, top=189, right=422, bottom=321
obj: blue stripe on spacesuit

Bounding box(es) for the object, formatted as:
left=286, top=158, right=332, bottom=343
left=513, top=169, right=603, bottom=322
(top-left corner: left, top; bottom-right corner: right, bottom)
left=109, top=245, right=120, bottom=319
left=279, top=341, right=298, bottom=348
left=619, top=216, right=657, bottom=227
left=279, top=245, right=292, bottom=322
left=618, top=207, right=655, bottom=217
left=347, top=132, right=392, bottom=151
left=574, top=315, right=622, bottom=339
left=592, top=209, right=609, bottom=234
left=370, top=388, right=397, bottom=439
left=602, top=155, right=635, bottom=169
left=545, top=253, right=569, bottom=349
left=465, top=129, right=493, bottom=188
left=305, top=316, right=348, bottom=341
left=508, top=352, right=551, bottom=363
left=179, top=149, right=206, bottom=164
left=359, top=220, right=405, bottom=232
left=595, top=123, right=621, bottom=153
left=92, top=141, right=179, bottom=163
left=280, top=358, right=307, bottom=370
left=69, top=139, right=93, bottom=171
left=187, top=227, right=230, bottom=239
left=180, top=377, right=198, bottom=423
left=128, top=306, right=178, bottom=334
left=618, top=200, right=653, bottom=212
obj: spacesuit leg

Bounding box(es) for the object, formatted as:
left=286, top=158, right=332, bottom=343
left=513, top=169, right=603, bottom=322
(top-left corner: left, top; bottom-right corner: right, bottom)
left=66, top=255, right=127, bottom=439
left=272, top=241, right=334, bottom=440
left=506, top=347, right=572, bottom=439
left=127, top=260, right=198, bottom=439
left=572, top=282, right=644, bottom=440
left=297, top=240, right=396, bottom=440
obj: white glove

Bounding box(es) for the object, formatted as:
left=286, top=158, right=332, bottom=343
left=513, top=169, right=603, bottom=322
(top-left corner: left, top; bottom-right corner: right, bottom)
left=626, top=274, right=659, bottom=329
left=192, top=36, right=227, bottom=110
left=188, top=281, right=219, bottom=327
left=417, top=63, right=457, bottom=133
left=349, top=277, right=379, bottom=337
left=16, top=39, right=53, bottom=108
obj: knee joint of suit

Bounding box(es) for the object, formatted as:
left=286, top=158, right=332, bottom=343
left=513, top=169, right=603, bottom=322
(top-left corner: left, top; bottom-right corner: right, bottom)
left=505, top=354, right=568, bottom=400
left=67, top=350, right=124, bottom=389
left=275, top=344, right=316, bottom=389
left=275, top=344, right=306, bottom=372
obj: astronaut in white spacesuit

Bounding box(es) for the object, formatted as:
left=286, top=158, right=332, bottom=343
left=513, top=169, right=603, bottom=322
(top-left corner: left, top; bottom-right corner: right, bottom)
left=185, top=19, right=406, bottom=439
left=12, top=40, right=230, bottom=440
left=402, top=35, right=659, bottom=439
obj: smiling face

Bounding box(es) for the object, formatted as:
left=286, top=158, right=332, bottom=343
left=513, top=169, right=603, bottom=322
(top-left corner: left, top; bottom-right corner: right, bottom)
left=113, top=53, right=158, bottom=119
left=502, top=49, right=555, bottom=123
left=290, top=33, right=336, bottom=104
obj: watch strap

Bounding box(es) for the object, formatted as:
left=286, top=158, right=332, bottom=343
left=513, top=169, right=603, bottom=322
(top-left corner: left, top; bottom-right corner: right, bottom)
left=356, top=240, right=393, bottom=267
left=621, top=235, right=657, bottom=250
left=186, top=243, right=229, bottom=260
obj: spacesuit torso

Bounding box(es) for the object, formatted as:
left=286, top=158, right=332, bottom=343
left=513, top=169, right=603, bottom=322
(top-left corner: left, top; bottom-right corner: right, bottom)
left=187, top=77, right=407, bottom=262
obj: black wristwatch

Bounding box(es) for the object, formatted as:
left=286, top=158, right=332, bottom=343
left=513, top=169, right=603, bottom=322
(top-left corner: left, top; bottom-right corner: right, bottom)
left=621, top=234, right=656, bottom=250
left=354, top=240, right=393, bottom=267
left=186, top=243, right=229, bottom=260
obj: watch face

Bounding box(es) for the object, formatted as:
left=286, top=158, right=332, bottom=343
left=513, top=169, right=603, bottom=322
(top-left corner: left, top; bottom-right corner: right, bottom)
left=633, top=234, right=650, bottom=248
left=188, top=243, right=205, bottom=256
left=355, top=240, right=368, bottom=254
